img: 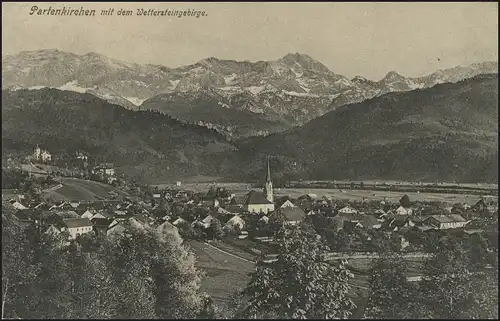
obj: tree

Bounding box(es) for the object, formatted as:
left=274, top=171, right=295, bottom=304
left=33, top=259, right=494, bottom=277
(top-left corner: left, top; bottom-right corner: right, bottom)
left=240, top=224, right=356, bottom=318
left=268, top=210, right=286, bottom=235
left=4, top=218, right=74, bottom=319
left=207, top=218, right=225, bottom=240
left=364, top=252, right=424, bottom=318
left=2, top=210, right=37, bottom=319
left=197, top=294, right=222, bottom=319
left=399, top=194, right=411, bottom=208
left=146, top=228, right=205, bottom=318
left=420, top=238, right=476, bottom=318
left=153, top=198, right=170, bottom=219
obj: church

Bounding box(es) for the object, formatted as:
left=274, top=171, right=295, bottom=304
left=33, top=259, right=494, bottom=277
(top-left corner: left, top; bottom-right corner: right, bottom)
left=242, top=160, right=275, bottom=214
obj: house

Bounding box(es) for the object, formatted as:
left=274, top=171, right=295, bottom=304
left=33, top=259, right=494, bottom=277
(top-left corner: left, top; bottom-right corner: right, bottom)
left=337, top=212, right=361, bottom=223
left=338, top=206, right=358, bottom=215
left=128, top=217, right=147, bottom=230
left=224, top=205, right=246, bottom=215
left=409, top=215, right=425, bottom=226
left=278, top=199, right=295, bottom=208
left=424, top=214, right=470, bottom=230
left=62, top=218, right=93, bottom=239
left=298, top=193, right=318, bottom=201
left=329, top=216, right=345, bottom=232
left=91, top=212, right=108, bottom=220
left=14, top=210, right=33, bottom=223
left=33, top=202, right=48, bottom=210
left=201, top=199, right=220, bottom=208
left=108, top=219, right=120, bottom=229
left=113, top=210, right=127, bottom=218
left=33, top=145, right=51, bottom=162
left=75, top=151, right=88, bottom=161
left=394, top=235, right=410, bottom=250
left=243, top=190, right=275, bottom=214
left=191, top=219, right=207, bottom=229
left=80, top=210, right=95, bottom=219
left=201, top=215, right=216, bottom=228
left=91, top=218, right=113, bottom=235
left=69, top=201, right=80, bottom=209
left=40, top=150, right=52, bottom=162
left=215, top=207, right=231, bottom=216
left=359, top=215, right=382, bottom=230
left=259, top=215, right=270, bottom=224
left=58, top=202, right=74, bottom=210
left=156, top=221, right=180, bottom=238
left=395, top=206, right=413, bottom=216
left=307, top=209, right=318, bottom=216
left=272, top=207, right=307, bottom=225
left=172, top=217, right=187, bottom=226
left=9, top=199, right=27, bottom=210
left=107, top=221, right=126, bottom=237
left=416, top=225, right=436, bottom=232
left=55, top=210, right=80, bottom=219
left=44, top=224, right=62, bottom=236
left=224, top=215, right=246, bottom=231
left=93, top=163, right=115, bottom=176
left=387, top=216, right=413, bottom=231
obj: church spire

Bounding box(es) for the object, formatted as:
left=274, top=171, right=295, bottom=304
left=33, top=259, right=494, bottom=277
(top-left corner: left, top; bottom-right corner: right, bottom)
left=263, top=158, right=273, bottom=203
left=266, top=158, right=271, bottom=182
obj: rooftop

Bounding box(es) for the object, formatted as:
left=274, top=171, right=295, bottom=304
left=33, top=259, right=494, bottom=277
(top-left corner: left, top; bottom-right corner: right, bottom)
left=243, top=190, right=273, bottom=205
left=63, top=218, right=93, bottom=228
left=275, top=207, right=306, bottom=222
left=426, top=214, right=467, bottom=223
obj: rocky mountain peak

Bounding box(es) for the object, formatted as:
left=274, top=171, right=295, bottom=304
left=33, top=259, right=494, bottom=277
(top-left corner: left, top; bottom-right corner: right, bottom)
left=278, top=52, right=331, bottom=74
left=383, top=70, right=406, bottom=81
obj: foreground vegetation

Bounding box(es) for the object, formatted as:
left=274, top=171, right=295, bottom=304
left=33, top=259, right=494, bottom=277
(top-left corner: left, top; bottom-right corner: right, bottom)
left=1, top=209, right=215, bottom=319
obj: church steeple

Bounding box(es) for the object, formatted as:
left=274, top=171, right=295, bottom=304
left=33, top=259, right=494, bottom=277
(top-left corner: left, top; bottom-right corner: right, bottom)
left=263, top=158, right=274, bottom=203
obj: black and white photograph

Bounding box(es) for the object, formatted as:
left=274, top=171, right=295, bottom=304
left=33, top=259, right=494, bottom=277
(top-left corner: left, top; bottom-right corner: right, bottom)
left=1, top=2, right=498, bottom=319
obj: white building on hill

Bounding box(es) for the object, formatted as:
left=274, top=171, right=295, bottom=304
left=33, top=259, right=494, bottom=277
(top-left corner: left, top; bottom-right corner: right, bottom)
left=33, top=144, right=52, bottom=162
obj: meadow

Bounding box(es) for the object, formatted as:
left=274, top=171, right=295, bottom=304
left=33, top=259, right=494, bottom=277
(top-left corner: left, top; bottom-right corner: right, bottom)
left=163, top=182, right=497, bottom=205
left=41, top=177, right=128, bottom=201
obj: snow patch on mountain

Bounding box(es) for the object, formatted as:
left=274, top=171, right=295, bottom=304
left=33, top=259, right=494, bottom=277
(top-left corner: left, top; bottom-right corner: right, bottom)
left=247, top=85, right=266, bottom=95
left=58, top=81, right=89, bottom=93
left=224, top=73, right=238, bottom=84
left=283, top=91, right=320, bottom=98
left=27, top=86, right=48, bottom=90
left=169, top=79, right=180, bottom=89
left=126, top=97, right=147, bottom=106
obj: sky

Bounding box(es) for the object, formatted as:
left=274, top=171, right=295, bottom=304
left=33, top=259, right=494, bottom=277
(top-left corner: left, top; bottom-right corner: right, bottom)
left=2, top=2, right=498, bottom=80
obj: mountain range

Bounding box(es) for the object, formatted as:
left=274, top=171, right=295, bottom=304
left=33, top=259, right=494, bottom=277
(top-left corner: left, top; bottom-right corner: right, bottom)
left=2, top=74, right=498, bottom=183
left=217, top=74, right=498, bottom=183
left=3, top=49, right=498, bottom=138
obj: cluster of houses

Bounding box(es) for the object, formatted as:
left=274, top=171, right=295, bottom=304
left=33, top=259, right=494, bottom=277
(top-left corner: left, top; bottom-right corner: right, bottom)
left=8, top=197, right=179, bottom=241
left=5, top=160, right=498, bottom=250
left=91, top=163, right=117, bottom=184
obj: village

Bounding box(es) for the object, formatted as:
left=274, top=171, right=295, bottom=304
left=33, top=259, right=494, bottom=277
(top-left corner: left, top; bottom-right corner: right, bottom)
left=3, top=145, right=499, bottom=261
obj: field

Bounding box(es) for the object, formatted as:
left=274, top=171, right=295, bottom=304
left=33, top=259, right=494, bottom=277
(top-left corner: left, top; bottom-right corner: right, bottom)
left=159, top=182, right=497, bottom=205
left=186, top=240, right=254, bottom=306
left=41, top=177, right=128, bottom=201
